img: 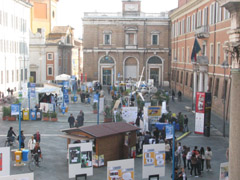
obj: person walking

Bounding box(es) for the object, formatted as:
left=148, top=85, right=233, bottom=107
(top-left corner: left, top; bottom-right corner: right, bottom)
left=178, top=90, right=182, bottom=102
left=17, top=130, right=25, bottom=148
left=183, top=115, right=189, bottom=132
left=34, top=131, right=41, bottom=143
left=172, top=90, right=175, bottom=102
left=190, top=153, right=198, bottom=177
left=177, top=167, right=187, bottom=180
left=28, top=136, right=36, bottom=154
left=68, top=114, right=75, bottom=128
left=200, top=147, right=205, bottom=171
left=205, top=147, right=212, bottom=171
left=186, top=147, right=192, bottom=170
left=76, top=110, right=84, bottom=127
left=177, top=142, right=183, bottom=167
left=7, top=127, right=16, bottom=143
left=33, top=142, right=42, bottom=166
left=182, top=145, right=187, bottom=169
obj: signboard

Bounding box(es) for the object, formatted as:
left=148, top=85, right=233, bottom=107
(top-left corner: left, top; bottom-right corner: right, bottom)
left=195, top=92, right=206, bottom=134
left=11, top=104, right=20, bottom=116
left=93, top=154, right=104, bottom=167
left=107, top=159, right=134, bottom=180
left=148, top=106, right=161, bottom=117
left=99, top=97, right=104, bottom=113
left=0, top=173, right=34, bottom=180
left=29, top=83, right=36, bottom=98
left=63, top=81, right=69, bottom=88
left=121, top=107, right=138, bottom=124
left=68, top=143, right=93, bottom=178
left=165, top=124, right=173, bottom=139
left=93, top=94, right=99, bottom=103
left=0, top=147, right=10, bottom=177
left=142, top=144, right=165, bottom=178
left=219, top=162, right=228, bottom=180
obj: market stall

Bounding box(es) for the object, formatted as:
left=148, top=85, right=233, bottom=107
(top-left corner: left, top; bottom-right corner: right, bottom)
left=60, top=122, right=140, bottom=166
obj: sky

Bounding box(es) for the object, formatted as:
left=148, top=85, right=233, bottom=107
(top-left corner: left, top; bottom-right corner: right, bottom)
left=57, top=0, right=178, bottom=38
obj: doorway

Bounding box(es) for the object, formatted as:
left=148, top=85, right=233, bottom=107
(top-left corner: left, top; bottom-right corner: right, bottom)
left=102, top=69, right=112, bottom=85
left=150, top=68, right=159, bottom=87
left=30, top=71, right=36, bottom=83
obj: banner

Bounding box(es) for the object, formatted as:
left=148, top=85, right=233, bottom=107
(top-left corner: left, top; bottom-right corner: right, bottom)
left=11, top=104, right=20, bottom=116
left=121, top=107, right=138, bottom=124
left=165, top=124, right=173, bottom=139
left=0, top=147, right=10, bottom=177
left=196, top=92, right=205, bottom=113
left=195, top=92, right=206, bottom=134
left=219, top=162, right=228, bottom=180
left=148, top=106, right=161, bottom=117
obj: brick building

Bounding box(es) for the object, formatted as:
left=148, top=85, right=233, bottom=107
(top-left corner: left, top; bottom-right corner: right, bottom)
left=170, top=0, right=231, bottom=117
left=82, top=0, right=171, bottom=87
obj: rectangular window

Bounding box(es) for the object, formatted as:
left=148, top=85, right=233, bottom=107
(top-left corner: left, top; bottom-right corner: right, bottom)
left=190, top=74, right=193, bottom=88
left=202, top=43, right=206, bottom=56
left=210, top=3, right=215, bottom=25
left=37, top=28, right=42, bottom=33
left=152, top=34, right=158, bottom=45
left=12, top=70, right=14, bottom=82
left=181, top=19, right=185, bottom=34
left=216, top=2, right=222, bottom=23
left=172, top=23, right=175, bottom=38
left=21, top=69, right=23, bottom=81
left=185, top=72, right=188, bottom=86
left=192, top=13, right=196, bottom=31
left=0, top=11, right=2, bottom=25
left=180, top=71, right=183, bottom=84
left=125, top=33, right=136, bottom=45
left=214, top=78, right=219, bottom=97
left=24, top=68, right=27, bottom=80
left=224, top=8, right=230, bottom=20
left=182, top=47, right=184, bottom=62
left=203, top=7, right=208, bottom=25
left=47, top=66, right=53, bottom=76
left=222, top=79, right=228, bottom=99
left=210, top=44, right=214, bottom=64
left=178, top=48, right=180, bottom=60
left=47, top=53, right=53, bottom=60
left=104, top=34, right=111, bottom=45
left=177, top=71, right=179, bottom=83
left=216, top=43, right=221, bottom=64
left=16, top=70, right=18, bottom=81
left=187, top=47, right=189, bottom=63
left=208, top=77, right=212, bottom=92
left=178, top=21, right=181, bottom=36
left=197, top=10, right=202, bottom=27
left=172, top=70, right=175, bottom=81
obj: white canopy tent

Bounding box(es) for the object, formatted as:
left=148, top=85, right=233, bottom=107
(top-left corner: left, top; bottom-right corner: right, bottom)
left=55, top=74, right=71, bottom=81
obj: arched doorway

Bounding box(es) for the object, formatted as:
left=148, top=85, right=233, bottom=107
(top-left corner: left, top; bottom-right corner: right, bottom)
left=99, top=55, right=115, bottom=85
left=124, top=57, right=138, bottom=82
left=147, top=56, right=163, bottom=87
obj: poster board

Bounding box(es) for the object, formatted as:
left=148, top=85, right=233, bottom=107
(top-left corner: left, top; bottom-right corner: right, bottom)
left=219, top=162, right=228, bottom=180
left=0, top=147, right=10, bottom=177
left=121, top=107, right=138, bottom=124
left=142, top=144, right=165, bottom=178
left=68, top=143, right=93, bottom=179
left=148, top=106, right=161, bottom=117
left=99, top=97, right=104, bottom=113
left=107, top=159, right=134, bottom=180
left=40, top=103, right=54, bottom=113
left=165, top=124, right=173, bottom=139
left=0, top=173, right=34, bottom=180
left=195, top=92, right=205, bottom=134
left=143, top=107, right=149, bottom=132
left=93, top=154, right=104, bottom=167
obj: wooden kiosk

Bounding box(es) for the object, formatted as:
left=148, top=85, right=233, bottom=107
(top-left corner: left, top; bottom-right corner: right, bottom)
left=61, top=122, right=140, bottom=166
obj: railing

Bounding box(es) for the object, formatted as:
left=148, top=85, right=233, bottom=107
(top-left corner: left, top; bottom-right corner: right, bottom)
left=195, top=25, right=209, bottom=38
left=84, top=12, right=169, bottom=19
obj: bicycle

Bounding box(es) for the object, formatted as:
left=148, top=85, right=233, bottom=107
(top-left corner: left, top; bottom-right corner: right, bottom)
left=28, top=153, right=42, bottom=171
left=5, top=137, right=18, bottom=148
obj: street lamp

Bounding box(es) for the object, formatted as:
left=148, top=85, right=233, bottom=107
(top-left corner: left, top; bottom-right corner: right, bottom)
left=221, top=60, right=229, bottom=137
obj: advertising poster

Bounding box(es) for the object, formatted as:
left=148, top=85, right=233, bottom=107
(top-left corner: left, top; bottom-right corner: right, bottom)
left=107, top=159, right=134, bottom=180
left=0, top=147, right=10, bottom=177
left=165, top=124, right=173, bottom=139
left=196, top=92, right=205, bottom=113
left=99, top=155, right=104, bottom=166
left=68, top=143, right=93, bottom=178
left=121, top=107, right=138, bottom=124
left=29, top=83, right=36, bottom=98
left=93, top=155, right=98, bottom=167
left=81, top=151, right=92, bottom=168
left=99, top=97, right=104, bottom=113
left=148, top=106, right=161, bottom=117
left=11, top=104, right=20, bottom=116
left=69, top=147, right=81, bottom=164
left=219, top=162, right=228, bottom=180
left=195, top=92, right=206, bottom=134
left=142, top=144, right=165, bottom=178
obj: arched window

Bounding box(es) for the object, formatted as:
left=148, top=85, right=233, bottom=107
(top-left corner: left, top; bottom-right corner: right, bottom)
left=148, top=56, right=162, bottom=64
left=100, top=56, right=114, bottom=63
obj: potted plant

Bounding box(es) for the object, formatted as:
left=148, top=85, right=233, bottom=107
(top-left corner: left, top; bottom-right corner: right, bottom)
left=50, top=112, right=58, bottom=122
left=42, top=111, right=50, bottom=121
left=104, top=106, right=113, bottom=123
left=92, top=102, right=97, bottom=114
left=2, top=106, right=11, bottom=120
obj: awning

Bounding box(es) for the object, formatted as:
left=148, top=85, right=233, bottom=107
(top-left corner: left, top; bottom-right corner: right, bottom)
left=55, top=74, right=71, bottom=81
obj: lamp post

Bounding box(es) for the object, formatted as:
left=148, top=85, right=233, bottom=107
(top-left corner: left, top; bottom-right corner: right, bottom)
left=221, top=60, right=229, bottom=137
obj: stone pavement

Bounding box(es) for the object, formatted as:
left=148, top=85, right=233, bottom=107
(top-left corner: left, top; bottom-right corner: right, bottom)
left=0, top=90, right=229, bottom=180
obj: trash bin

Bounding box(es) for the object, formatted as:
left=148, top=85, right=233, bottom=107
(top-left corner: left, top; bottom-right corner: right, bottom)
left=61, top=106, right=66, bottom=114
left=73, top=96, right=78, bottom=102
left=22, top=149, right=29, bottom=162
left=11, top=149, right=17, bottom=161
left=36, top=110, right=42, bottom=120
left=15, top=151, right=22, bottom=163
left=23, top=109, right=29, bottom=120
left=30, top=110, right=36, bottom=120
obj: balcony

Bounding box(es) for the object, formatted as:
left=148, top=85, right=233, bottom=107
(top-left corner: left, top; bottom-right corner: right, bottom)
left=195, top=25, right=209, bottom=39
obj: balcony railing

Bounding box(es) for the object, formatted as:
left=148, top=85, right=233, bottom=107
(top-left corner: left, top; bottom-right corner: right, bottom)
left=195, top=25, right=209, bottom=38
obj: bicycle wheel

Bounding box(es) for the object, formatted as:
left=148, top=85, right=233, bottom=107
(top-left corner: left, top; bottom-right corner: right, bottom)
left=28, top=160, right=36, bottom=171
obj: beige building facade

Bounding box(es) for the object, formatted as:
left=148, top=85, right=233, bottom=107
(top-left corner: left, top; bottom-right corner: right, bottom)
left=82, top=0, right=171, bottom=87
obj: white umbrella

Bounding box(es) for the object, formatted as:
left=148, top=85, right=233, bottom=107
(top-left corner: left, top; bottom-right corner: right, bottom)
left=55, top=74, right=71, bottom=81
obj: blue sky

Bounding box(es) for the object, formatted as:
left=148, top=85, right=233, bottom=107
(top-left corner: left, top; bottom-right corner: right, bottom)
left=57, top=0, right=178, bottom=38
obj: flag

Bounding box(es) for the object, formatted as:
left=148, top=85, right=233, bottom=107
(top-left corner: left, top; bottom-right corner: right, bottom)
left=191, top=38, right=201, bottom=62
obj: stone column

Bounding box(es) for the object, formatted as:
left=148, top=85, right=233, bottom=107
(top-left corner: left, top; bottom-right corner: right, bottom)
left=204, top=73, right=208, bottom=92
left=199, top=71, right=203, bottom=92
left=193, top=64, right=198, bottom=110
left=229, top=69, right=240, bottom=179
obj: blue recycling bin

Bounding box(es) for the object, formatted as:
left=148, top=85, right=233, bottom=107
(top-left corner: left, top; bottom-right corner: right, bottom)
left=73, top=96, right=77, bottom=102
left=30, top=110, right=37, bottom=120
left=175, top=123, right=180, bottom=131
left=22, top=149, right=29, bottom=162
left=155, top=123, right=168, bottom=130
left=61, top=106, right=66, bottom=114
left=36, top=110, right=42, bottom=120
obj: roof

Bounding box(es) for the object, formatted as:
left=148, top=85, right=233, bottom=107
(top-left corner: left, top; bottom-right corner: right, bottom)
left=51, top=26, right=73, bottom=34
left=62, top=122, right=140, bottom=138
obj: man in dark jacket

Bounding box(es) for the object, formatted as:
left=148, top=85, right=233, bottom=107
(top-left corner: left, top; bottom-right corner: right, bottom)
left=76, top=110, right=84, bottom=127
left=68, top=114, right=75, bottom=128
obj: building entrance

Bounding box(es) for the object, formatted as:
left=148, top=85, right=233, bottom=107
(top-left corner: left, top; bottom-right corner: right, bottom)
left=150, top=68, right=159, bottom=87
left=102, top=69, right=112, bottom=85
